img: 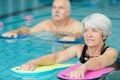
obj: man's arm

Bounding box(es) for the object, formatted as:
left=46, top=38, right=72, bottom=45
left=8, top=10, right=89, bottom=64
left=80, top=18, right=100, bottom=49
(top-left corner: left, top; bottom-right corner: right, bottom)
left=60, top=32, right=83, bottom=41
left=11, top=27, right=30, bottom=35
left=2, top=20, right=49, bottom=38
left=2, top=26, right=30, bottom=38
left=60, top=19, right=83, bottom=41
left=70, top=32, right=83, bottom=39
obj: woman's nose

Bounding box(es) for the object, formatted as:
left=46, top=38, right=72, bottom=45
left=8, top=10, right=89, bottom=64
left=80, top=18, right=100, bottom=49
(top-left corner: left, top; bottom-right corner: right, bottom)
left=87, top=31, right=92, bottom=37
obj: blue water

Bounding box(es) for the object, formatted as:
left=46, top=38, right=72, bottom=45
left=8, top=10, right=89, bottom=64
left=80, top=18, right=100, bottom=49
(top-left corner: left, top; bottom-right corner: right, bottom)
left=0, top=0, right=120, bottom=80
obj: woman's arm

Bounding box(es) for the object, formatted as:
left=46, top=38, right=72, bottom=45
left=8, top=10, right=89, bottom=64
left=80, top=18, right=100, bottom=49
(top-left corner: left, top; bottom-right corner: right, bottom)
left=68, top=48, right=118, bottom=78
left=20, top=44, right=81, bottom=71
left=84, top=48, right=118, bottom=70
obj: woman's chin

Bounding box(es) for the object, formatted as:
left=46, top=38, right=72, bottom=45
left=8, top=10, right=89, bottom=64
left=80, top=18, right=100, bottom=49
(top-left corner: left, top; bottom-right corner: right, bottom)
left=86, top=43, right=95, bottom=47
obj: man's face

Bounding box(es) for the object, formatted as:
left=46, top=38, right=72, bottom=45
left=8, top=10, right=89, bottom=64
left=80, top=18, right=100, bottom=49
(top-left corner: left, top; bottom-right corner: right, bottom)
left=52, top=0, right=70, bottom=21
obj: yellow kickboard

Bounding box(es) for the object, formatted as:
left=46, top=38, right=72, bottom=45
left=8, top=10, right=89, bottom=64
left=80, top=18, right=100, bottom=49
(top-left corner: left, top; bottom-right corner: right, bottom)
left=11, top=64, right=74, bottom=74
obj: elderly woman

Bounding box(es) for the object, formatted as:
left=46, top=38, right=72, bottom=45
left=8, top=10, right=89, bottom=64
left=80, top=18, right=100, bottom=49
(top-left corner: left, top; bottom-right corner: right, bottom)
left=20, top=13, right=118, bottom=78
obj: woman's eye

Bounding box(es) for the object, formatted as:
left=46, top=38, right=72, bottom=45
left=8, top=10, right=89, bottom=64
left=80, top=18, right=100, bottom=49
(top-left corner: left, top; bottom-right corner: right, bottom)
left=92, top=29, right=97, bottom=32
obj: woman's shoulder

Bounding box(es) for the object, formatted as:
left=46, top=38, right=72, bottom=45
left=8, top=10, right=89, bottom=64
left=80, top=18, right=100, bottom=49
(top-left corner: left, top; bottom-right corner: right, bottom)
left=105, top=47, right=118, bottom=57
left=107, top=47, right=118, bottom=53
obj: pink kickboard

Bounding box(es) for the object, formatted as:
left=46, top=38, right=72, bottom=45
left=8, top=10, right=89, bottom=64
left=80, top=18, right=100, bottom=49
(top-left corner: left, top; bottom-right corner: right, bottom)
left=57, top=64, right=114, bottom=80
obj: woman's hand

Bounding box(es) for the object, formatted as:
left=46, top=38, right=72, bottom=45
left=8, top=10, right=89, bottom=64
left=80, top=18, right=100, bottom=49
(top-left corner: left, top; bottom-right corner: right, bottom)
left=19, top=60, right=37, bottom=71
left=67, top=64, right=86, bottom=78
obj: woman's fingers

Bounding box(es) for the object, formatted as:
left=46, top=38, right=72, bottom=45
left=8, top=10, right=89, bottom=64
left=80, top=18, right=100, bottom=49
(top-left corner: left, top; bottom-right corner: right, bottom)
left=67, top=70, right=84, bottom=78
left=19, top=61, right=36, bottom=71
left=67, top=64, right=86, bottom=78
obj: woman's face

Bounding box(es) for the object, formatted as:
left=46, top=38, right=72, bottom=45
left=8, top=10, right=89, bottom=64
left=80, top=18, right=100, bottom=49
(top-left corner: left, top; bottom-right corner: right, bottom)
left=83, top=26, right=105, bottom=47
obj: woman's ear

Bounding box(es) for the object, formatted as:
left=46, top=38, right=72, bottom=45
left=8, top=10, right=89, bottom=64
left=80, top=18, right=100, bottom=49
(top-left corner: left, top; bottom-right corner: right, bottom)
left=102, top=36, right=107, bottom=41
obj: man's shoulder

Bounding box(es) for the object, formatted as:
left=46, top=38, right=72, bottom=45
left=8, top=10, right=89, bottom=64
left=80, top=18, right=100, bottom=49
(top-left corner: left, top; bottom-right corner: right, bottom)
left=39, top=19, right=53, bottom=26
left=70, top=18, right=81, bottom=24
left=69, top=18, right=81, bottom=29
left=41, top=19, right=52, bottom=23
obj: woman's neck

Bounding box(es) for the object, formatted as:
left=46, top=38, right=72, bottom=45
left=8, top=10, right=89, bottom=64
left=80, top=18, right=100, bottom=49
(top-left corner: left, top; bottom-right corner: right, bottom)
left=87, top=43, right=104, bottom=57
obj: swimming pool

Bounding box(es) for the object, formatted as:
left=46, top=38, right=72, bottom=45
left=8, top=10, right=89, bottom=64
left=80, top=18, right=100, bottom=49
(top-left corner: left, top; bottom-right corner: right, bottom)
left=0, top=0, right=120, bottom=80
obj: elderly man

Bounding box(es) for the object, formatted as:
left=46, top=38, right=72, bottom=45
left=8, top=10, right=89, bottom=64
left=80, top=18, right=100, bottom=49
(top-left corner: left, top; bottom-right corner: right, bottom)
left=2, top=0, right=82, bottom=41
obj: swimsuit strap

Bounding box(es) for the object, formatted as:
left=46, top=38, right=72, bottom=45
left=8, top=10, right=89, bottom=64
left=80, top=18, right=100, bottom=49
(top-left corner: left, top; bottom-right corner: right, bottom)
left=79, top=44, right=109, bottom=63
left=79, top=45, right=88, bottom=63
left=101, top=44, right=109, bottom=55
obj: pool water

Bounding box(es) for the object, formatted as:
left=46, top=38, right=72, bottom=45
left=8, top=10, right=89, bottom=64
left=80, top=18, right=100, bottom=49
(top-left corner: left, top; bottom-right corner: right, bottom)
left=0, top=0, right=120, bottom=80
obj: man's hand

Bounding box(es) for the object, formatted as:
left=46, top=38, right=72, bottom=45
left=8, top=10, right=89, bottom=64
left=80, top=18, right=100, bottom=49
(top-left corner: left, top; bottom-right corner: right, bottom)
left=60, top=35, right=76, bottom=41
left=2, top=27, right=30, bottom=38
left=2, top=32, right=18, bottom=38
